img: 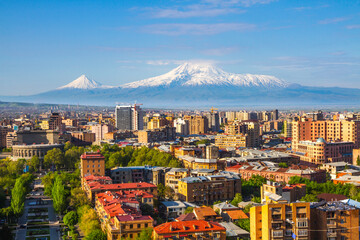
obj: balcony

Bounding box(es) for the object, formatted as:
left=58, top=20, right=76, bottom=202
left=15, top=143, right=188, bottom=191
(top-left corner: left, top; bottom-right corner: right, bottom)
left=297, top=229, right=308, bottom=237
left=296, top=218, right=308, bottom=228
left=327, top=231, right=337, bottom=237
left=327, top=220, right=337, bottom=228
left=272, top=230, right=283, bottom=238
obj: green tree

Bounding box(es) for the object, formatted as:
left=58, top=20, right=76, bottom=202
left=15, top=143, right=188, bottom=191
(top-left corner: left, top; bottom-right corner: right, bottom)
left=29, top=155, right=40, bottom=172
left=278, top=162, right=288, bottom=168
left=357, top=156, right=360, bottom=166
left=301, top=194, right=319, bottom=202
left=84, top=229, right=106, bottom=240
left=11, top=177, right=26, bottom=216
left=44, top=148, right=64, bottom=170
left=64, top=149, right=81, bottom=169
left=78, top=205, right=100, bottom=236
left=69, top=187, right=89, bottom=208
left=157, top=183, right=166, bottom=199
left=184, top=207, right=193, bottom=214
left=52, top=175, right=67, bottom=214
left=230, top=193, right=243, bottom=207
left=165, top=186, right=175, bottom=199
left=236, top=219, right=250, bottom=232
left=138, top=228, right=153, bottom=240
left=64, top=211, right=78, bottom=228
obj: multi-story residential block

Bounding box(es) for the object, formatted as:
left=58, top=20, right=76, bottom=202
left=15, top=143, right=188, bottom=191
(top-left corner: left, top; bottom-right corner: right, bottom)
left=96, top=191, right=154, bottom=240
left=173, top=118, right=189, bottom=136
left=183, top=115, right=208, bottom=135
left=224, top=120, right=260, bottom=147
left=283, top=120, right=293, bottom=138
left=310, top=201, right=359, bottom=240
left=115, top=104, right=144, bottom=131
left=138, top=126, right=176, bottom=143
left=177, top=171, right=241, bottom=205
left=292, top=138, right=355, bottom=164
left=152, top=220, right=226, bottom=240
left=110, top=166, right=155, bottom=184
left=226, top=163, right=326, bottom=183
left=215, top=134, right=249, bottom=149
left=261, top=181, right=306, bottom=204
left=206, top=145, right=219, bottom=159
left=70, top=131, right=95, bottom=146
left=205, top=111, right=220, bottom=132
left=250, top=202, right=311, bottom=240
left=82, top=175, right=157, bottom=202
left=91, top=123, right=114, bottom=142
left=292, top=118, right=360, bottom=151
left=165, top=168, right=189, bottom=193
left=179, top=155, right=220, bottom=170
left=0, top=126, right=12, bottom=148
left=80, top=152, right=106, bottom=178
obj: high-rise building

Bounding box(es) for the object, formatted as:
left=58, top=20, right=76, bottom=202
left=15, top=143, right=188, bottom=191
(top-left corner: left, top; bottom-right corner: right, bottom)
left=292, top=118, right=360, bottom=151
left=183, top=115, right=208, bottom=135
left=205, top=112, right=220, bottom=132
left=115, top=104, right=144, bottom=131
left=250, top=202, right=311, bottom=240
left=173, top=118, right=189, bottom=135
left=49, top=113, right=63, bottom=131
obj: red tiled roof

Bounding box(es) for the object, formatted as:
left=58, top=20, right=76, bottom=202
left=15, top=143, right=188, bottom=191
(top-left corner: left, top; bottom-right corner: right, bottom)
left=194, top=207, right=218, bottom=220
left=116, top=215, right=153, bottom=222
left=225, top=210, right=249, bottom=220
left=81, top=152, right=105, bottom=160
left=175, top=213, right=196, bottom=222
left=154, top=220, right=225, bottom=235
left=84, top=175, right=112, bottom=181
left=89, top=182, right=156, bottom=191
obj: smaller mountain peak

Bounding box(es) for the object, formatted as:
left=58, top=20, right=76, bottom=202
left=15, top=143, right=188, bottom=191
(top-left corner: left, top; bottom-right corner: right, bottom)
left=58, top=75, right=108, bottom=90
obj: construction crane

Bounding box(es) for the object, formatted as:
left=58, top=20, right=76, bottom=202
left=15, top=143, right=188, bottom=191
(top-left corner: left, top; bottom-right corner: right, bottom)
left=133, top=102, right=143, bottom=111
left=210, top=107, right=218, bottom=114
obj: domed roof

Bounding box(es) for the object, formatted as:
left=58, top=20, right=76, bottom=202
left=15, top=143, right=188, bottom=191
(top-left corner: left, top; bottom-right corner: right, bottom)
left=316, top=138, right=326, bottom=143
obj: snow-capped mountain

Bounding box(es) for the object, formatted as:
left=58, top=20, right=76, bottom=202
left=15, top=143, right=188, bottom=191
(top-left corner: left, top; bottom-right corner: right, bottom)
left=58, top=75, right=114, bottom=89
left=3, top=63, right=360, bottom=107
left=122, top=62, right=289, bottom=88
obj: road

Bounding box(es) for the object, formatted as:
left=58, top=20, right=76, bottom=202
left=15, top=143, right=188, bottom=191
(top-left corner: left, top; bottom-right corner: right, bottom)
left=15, top=175, right=61, bottom=240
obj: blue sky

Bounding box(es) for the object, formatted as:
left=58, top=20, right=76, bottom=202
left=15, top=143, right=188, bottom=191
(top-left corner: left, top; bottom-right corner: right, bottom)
left=0, top=0, right=360, bottom=95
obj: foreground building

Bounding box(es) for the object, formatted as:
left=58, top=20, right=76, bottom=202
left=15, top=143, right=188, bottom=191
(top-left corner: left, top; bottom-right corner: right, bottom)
left=250, top=202, right=311, bottom=240
left=310, top=201, right=359, bottom=240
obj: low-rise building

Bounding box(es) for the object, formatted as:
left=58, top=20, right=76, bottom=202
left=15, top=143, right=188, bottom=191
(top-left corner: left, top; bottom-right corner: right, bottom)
left=179, top=155, right=220, bottom=170
left=226, top=163, right=326, bottom=183
left=138, top=127, right=176, bottom=143
left=82, top=175, right=157, bottom=202
left=215, top=134, right=249, bottom=149
left=160, top=201, right=188, bottom=220
left=194, top=206, right=222, bottom=222
left=152, top=220, right=226, bottom=240
left=178, top=171, right=241, bottom=205
left=261, top=181, right=306, bottom=203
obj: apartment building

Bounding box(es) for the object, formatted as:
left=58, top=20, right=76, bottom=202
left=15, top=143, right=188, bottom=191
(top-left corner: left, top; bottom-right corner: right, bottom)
left=165, top=168, right=189, bottom=193
left=179, top=155, right=220, bottom=170
left=226, top=163, right=326, bottom=183
left=80, top=152, right=106, bottom=178
left=183, top=115, right=208, bottom=135
left=152, top=220, right=226, bottom=240
left=250, top=202, right=311, bottom=240
left=177, top=171, right=241, bottom=205
left=261, top=181, right=306, bottom=204
left=292, top=118, right=360, bottom=151
left=215, top=134, right=249, bottom=149
left=310, top=201, right=359, bottom=240
left=292, top=138, right=355, bottom=164
left=138, top=126, right=176, bottom=143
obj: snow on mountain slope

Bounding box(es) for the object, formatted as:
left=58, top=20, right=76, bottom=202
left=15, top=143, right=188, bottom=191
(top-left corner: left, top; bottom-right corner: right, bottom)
left=122, top=62, right=288, bottom=88
left=58, top=75, right=114, bottom=89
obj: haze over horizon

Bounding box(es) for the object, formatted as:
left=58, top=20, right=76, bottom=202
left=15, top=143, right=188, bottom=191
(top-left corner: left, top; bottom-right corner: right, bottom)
left=1, top=0, right=360, bottom=95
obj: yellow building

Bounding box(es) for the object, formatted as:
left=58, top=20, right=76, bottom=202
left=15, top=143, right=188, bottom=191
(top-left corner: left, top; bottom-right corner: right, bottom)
left=180, top=155, right=219, bottom=170
left=165, top=168, right=189, bottom=193
left=250, top=202, right=311, bottom=240
left=39, top=120, right=49, bottom=130
left=215, top=134, right=249, bottom=149
left=174, top=147, right=195, bottom=158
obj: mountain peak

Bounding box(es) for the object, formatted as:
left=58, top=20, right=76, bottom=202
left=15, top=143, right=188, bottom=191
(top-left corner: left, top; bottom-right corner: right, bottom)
left=58, top=75, right=114, bottom=90
left=122, top=62, right=289, bottom=88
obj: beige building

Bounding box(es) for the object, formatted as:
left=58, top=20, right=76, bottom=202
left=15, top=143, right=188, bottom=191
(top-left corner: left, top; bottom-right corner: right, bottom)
left=215, top=134, right=249, bottom=149
left=183, top=115, right=208, bottom=135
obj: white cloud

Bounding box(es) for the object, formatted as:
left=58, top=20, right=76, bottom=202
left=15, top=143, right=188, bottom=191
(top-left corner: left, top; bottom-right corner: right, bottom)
left=318, top=17, right=349, bottom=25
left=143, top=23, right=256, bottom=35
left=346, top=25, right=360, bottom=29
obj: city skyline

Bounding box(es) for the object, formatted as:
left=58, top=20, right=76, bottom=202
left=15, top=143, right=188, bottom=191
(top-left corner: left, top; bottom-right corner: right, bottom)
left=1, top=0, right=360, bottom=95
